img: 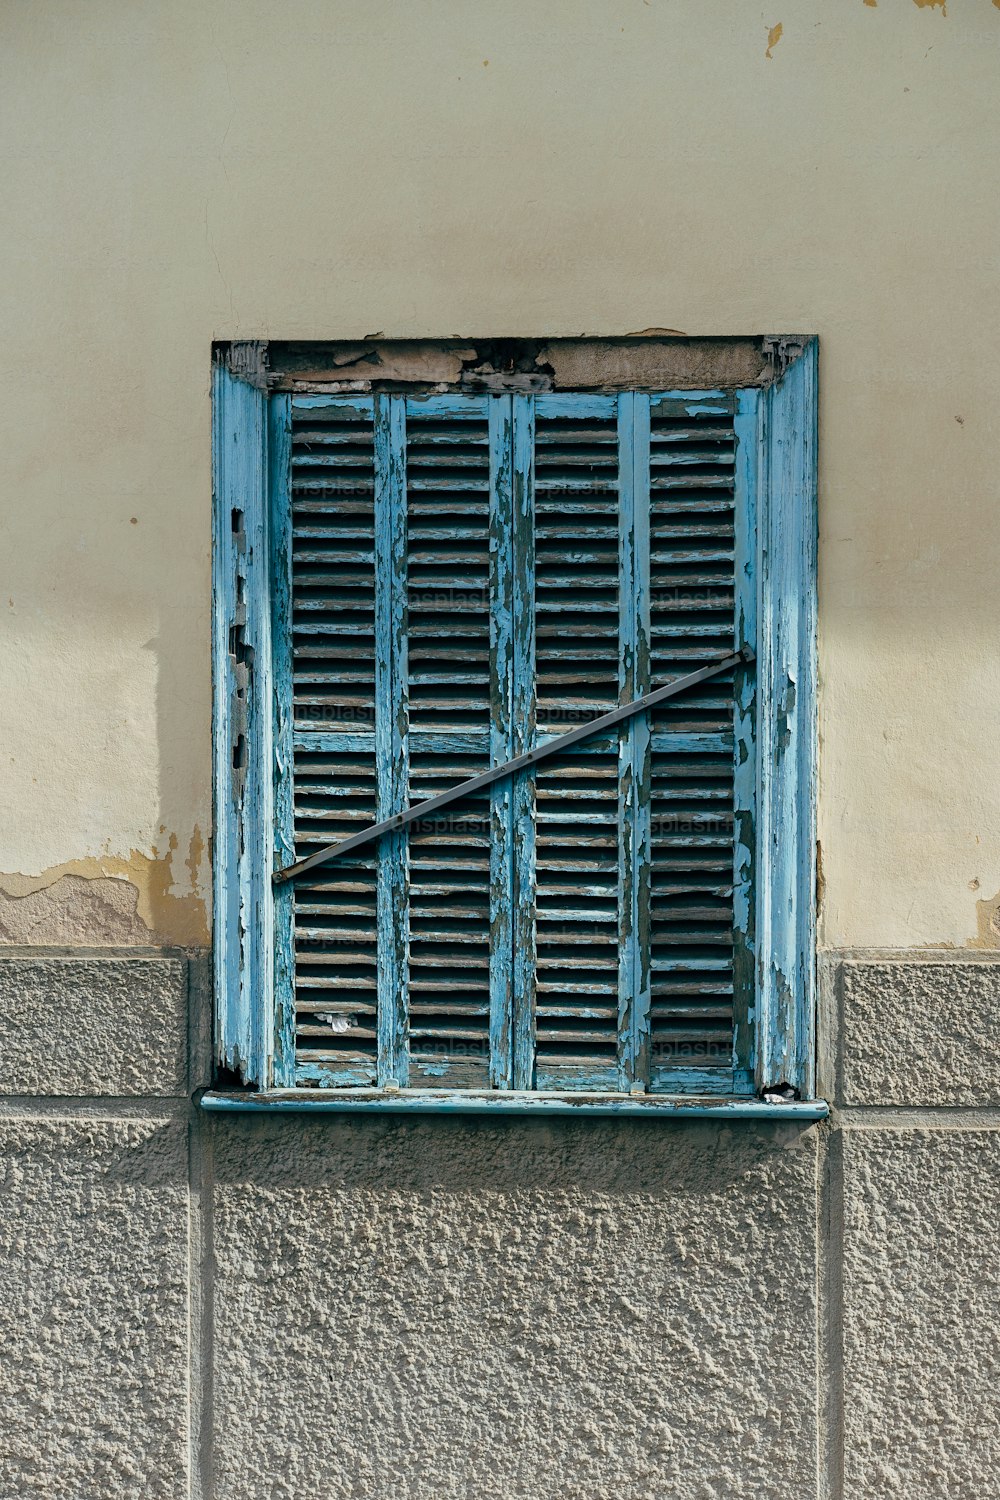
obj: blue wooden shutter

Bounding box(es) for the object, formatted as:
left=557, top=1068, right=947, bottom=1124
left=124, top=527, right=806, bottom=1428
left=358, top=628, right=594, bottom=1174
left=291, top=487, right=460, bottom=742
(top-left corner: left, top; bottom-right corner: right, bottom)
left=645, top=392, right=751, bottom=1094
left=276, top=388, right=753, bottom=1095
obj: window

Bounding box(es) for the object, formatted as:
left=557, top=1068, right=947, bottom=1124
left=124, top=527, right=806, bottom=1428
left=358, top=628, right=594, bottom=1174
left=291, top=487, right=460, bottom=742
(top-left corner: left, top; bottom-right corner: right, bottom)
left=210, top=339, right=819, bottom=1115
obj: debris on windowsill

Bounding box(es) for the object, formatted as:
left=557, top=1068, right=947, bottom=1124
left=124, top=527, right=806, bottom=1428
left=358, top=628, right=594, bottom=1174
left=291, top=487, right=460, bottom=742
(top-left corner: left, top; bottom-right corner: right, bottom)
left=761, top=1081, right=800, bottom=1105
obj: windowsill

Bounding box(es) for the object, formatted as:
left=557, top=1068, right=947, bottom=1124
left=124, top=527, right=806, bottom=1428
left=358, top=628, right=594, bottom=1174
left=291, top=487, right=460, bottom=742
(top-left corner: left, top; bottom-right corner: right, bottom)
left=199, top=1089, right=829, bottom=1120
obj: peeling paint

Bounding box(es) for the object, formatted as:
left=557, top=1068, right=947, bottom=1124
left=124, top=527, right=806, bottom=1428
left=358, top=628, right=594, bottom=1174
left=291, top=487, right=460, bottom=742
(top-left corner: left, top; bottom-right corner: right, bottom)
left=766, top=22, right=783, bottom=58
left=815, top=839, right=825, bottom=916
left=775, top=677, right=797, bottom=754
left=912, top=0, right=946, bottom=11
left=0, top=832, right=209, bottom=946
left=185, top=824, right=205, bottom=892
left=269, top=342, right=478, bottom=389
left=537, top=339, right=769, bottom=391
left=266, top=338, right=774, bottom=394
left=971, top=888, right=1000, bottom=949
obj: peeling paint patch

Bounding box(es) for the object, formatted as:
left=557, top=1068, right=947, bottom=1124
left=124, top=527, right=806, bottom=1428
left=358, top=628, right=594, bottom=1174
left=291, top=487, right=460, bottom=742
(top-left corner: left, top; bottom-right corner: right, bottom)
left=537, top=339, right=767, bottom=391
left=971, top=888, right=1000, bottom=949
left=863, top=0, right=877, bottom=8
left=912, top=0, right=946, bottom=11
left=0, top=875, right=150, bottom=945
left=185, top=825, right=205, bottom=892
left=0, top=839, right=210, bottom=946
left=766, top=22, right=783, bottom=58
left=775, top=677, right=797, bottom=754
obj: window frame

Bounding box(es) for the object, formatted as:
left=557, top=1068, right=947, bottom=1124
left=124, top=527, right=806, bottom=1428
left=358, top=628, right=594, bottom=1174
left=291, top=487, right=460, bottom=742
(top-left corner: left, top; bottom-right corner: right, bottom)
left=209, top=340, right=822, bottom=1117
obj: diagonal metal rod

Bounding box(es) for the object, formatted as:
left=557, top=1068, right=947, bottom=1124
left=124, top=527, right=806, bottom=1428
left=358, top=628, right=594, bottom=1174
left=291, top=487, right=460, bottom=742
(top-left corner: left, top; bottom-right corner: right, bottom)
left=274, top=647, right=753, bottom=885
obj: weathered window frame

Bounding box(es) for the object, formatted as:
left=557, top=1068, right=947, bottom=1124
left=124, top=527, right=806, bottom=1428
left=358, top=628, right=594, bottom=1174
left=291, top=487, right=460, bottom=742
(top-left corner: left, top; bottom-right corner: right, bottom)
left=207, top=339, right=823, bottom=1119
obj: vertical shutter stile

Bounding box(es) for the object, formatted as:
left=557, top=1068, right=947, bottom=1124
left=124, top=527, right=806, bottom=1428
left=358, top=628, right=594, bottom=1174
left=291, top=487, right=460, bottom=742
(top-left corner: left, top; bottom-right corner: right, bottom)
left=374, top=394, right=409, bottom=1087
left=617, top=392, right=652, bottom=1093
left=488, top=394, right=536, bottom=1091
left=510, top=394, right=537, bottom=1091
left=269, top=392, right=296, bottom=1087
left=488, top=396, right=515, bottom=1089
left=732, top=388, right=759, bottom=1080
left=212, top=359, right=272, bottom=1086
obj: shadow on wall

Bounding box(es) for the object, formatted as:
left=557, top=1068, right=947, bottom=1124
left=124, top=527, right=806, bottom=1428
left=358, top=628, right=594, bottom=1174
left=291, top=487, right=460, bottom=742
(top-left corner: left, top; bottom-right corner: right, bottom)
left=208, top=1112, right=815, bottom=1196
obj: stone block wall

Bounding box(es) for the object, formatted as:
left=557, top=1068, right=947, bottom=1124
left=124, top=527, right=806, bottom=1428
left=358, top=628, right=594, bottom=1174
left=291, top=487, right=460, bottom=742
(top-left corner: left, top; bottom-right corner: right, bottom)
left=1, top=951, right=996, bottom=1499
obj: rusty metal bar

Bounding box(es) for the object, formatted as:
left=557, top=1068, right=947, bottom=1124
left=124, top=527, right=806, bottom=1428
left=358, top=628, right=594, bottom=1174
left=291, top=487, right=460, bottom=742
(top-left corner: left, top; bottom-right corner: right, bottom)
left=274, top=647, right=753, bottom=886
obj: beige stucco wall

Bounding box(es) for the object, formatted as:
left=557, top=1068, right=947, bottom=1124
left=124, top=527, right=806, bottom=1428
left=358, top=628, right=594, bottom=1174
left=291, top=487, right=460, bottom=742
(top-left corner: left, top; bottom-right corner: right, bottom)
left=2, top=0, right=998, bottom=949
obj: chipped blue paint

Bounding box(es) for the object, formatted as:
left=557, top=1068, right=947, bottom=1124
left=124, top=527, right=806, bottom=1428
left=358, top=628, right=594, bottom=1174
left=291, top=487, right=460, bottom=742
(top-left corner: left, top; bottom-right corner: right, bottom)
left=732, top=387, right=759, bottom=1079
left=648, top=390, right=735, bottom=419
left=488, top=395, right=515, bottom=1088
left=405, top=392, right=490, bottom=419
left=211, top=358, right=273, bottom=1087
left=294, top=1059, right=381, bottom=1089
left=534, top=392, right=617, bottom=420
left=373, top=393, right=409, bottom=1088
left=268, top=394, right=296, bottom=1088
left=511, top=394, right=537, bottom=1091
left=755, top=340, right=818, bottom=1096
left=294, top=729, right=491, bottom=756
left=201, top=1089, right=828, bottom=1119
left=616, top=392, right=652, bottom=1092
left=291, top=394, right=374, bottom=417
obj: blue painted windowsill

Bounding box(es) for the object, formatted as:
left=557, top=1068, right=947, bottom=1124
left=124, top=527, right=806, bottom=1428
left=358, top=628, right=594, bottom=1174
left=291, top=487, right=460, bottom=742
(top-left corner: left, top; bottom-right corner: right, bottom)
left=199, top=1089, right=829, bottom=1120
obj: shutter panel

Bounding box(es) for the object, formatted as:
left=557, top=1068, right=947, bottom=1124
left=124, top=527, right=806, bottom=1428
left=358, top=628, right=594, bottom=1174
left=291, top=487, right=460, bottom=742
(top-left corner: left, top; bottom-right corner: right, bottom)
left=647, top=394, right=741, bottom=1090
left=278, top=388, right=751, bottom=1095
left=288, top=397, right=380, bottom=1085
left=532, top=396, right=622, bottom=1091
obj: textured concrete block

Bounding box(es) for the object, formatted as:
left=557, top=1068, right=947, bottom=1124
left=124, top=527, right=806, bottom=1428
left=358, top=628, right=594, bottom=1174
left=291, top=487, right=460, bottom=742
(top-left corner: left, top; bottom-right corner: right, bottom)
left=213, top=1117, right=820, bottom=1500
left=842, top=1129, right=1000, bottom=1499
left=0, top=1118, right=189, bottom=1498
left=0, top=956, right=189, bottom=1095
left=839, top=958, right=1000, bottom=1106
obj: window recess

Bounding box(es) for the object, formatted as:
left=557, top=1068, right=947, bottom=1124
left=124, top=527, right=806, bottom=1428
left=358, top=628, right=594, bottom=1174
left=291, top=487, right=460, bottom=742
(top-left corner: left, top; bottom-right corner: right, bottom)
left=211, top=338, right=819, bottom=1113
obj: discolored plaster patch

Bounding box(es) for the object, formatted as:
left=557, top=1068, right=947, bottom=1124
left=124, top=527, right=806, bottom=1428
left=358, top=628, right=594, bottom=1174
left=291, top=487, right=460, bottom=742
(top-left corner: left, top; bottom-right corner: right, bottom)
left=265, top=338, right=775, bottom=394
left=971, top=886, right=1000, bottom=949
left=184, top=823, right=205, bottom=891
left=537, top=338, right=769, bottom=391
left=269, top=342, right=478, bottom=389
left=0, top=828, right=209, bottom=946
